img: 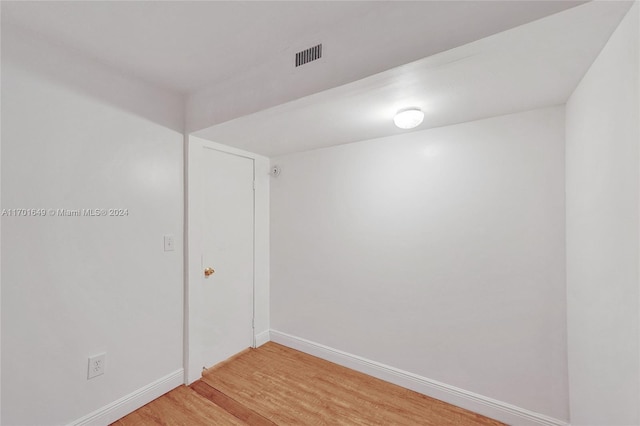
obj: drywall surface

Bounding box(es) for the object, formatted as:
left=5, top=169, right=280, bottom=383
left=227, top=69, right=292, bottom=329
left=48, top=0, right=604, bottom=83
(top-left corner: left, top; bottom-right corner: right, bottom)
left=271, top=107, right=568, bottom=420
left=565, top=3, right=640, bottom=425
left=1, top=25, right=185, bottom=425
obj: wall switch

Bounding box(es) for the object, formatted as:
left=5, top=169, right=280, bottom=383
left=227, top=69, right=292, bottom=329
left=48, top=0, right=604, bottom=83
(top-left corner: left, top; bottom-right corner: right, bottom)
left=88, top=353, right=106, bottom=379
left=164, top=235, right=175, bottom=252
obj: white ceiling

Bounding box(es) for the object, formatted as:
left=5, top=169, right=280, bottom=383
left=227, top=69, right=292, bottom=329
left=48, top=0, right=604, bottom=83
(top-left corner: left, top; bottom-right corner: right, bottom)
left=195, top=1, right=632, bottom=157
left=1, top=1, right=633, bottom=157
left=3, top=1, right=584, bottom=95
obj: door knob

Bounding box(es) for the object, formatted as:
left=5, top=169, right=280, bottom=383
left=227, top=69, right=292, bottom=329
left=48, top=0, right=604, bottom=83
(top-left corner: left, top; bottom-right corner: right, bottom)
left=204, top=267, right=215, bottom=277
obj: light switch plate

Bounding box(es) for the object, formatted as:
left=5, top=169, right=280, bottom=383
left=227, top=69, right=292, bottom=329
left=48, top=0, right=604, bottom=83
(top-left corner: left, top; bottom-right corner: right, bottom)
left=164, top=235, right=175, bottom=252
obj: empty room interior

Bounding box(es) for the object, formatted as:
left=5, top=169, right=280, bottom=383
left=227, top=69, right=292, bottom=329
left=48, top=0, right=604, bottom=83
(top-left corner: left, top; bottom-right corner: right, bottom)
left=1, top=1, right=639, bottom=425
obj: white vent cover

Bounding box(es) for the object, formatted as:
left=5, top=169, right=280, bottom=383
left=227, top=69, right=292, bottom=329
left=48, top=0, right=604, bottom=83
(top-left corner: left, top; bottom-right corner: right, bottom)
left=295, top=44, right=322, bottom=67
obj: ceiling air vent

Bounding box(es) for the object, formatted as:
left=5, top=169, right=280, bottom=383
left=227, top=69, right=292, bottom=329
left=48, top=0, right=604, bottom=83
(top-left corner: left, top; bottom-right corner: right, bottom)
left=295, top=44, right=322, bottom=67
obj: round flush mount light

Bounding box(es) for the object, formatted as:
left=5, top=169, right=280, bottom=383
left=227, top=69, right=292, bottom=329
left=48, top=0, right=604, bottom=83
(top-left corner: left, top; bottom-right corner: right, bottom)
left=394, top=108, right=424, bottom=129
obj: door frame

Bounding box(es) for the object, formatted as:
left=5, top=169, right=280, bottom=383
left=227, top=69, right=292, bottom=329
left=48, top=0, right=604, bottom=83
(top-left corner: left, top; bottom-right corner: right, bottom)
left=184, top=134, right=270, bottom=385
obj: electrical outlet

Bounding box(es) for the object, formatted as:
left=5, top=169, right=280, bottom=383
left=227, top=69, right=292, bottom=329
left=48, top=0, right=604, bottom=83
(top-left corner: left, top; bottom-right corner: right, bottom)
left=88, top=353, right=106, bottom=379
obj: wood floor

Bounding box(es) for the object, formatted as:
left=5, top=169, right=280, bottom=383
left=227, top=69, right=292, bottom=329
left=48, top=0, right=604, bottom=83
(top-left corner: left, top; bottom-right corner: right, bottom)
left=113, top=342, right=505, bottom=425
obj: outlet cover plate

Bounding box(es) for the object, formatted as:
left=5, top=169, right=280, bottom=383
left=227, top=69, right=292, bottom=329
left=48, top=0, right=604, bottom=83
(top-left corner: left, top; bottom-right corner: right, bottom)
left=88, top=353, right=106, bottom=379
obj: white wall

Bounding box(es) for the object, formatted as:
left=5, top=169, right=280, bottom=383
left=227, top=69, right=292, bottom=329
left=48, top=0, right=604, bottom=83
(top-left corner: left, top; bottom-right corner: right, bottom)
left=271, top=106, right=568, bottom=422
left=565, top=3, right=640, bottom=425
left=0, top=9, right=3, bottom=423
left=1, top=25, right=185, bottom=425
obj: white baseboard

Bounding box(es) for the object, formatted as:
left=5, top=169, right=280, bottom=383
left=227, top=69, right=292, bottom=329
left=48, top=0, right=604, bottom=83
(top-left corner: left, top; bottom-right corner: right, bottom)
left=269, top=330, right=568, bottom=426
left=254, top=329, right=271, bottom=347
left=69, top=369, right=184, bottom=426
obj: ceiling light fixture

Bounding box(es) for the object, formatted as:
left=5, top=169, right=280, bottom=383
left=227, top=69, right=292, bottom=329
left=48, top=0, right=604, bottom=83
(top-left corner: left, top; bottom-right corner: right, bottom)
left=394, top=108, right=424, bottom=129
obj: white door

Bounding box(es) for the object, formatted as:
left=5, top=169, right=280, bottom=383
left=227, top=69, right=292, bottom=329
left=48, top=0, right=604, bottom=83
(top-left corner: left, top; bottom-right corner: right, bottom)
left=187, top=138, right=255, bottom=382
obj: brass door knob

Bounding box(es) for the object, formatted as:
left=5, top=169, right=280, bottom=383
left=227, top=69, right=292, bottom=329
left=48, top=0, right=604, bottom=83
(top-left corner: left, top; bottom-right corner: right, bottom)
left=204, top=267, right=215, bottom=277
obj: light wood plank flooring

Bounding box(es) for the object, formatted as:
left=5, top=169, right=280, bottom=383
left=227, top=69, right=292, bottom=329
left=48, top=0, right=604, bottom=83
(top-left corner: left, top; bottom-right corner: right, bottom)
left=114, top=342, right=504, bottom=425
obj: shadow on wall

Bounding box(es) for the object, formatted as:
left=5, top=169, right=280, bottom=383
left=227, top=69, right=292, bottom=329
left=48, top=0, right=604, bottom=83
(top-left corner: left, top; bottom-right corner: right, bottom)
left=1, top=23, right=184, bottom=133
